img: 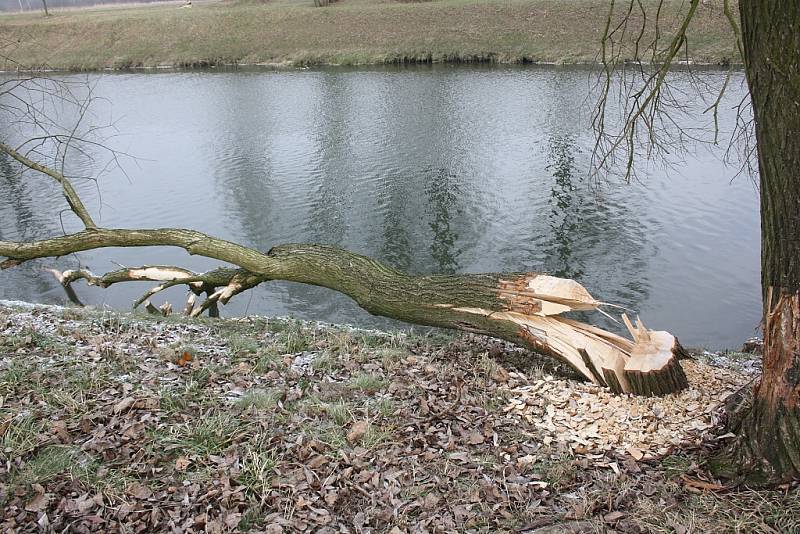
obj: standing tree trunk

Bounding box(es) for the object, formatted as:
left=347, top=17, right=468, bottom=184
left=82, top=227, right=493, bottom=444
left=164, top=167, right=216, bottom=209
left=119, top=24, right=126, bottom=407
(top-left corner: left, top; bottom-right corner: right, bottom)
left=717, top=0, right=800, bottom=484
left=41, top=0, right=48, bottom=16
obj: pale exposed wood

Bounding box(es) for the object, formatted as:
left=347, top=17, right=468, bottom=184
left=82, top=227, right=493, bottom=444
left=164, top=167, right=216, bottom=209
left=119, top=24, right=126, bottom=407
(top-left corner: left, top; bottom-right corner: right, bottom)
left=126, top=267, right=198, bottom=283
left=184, top=292, right=198, bottom=316
left=524, top=275, right=600, bottom=311
left=451, top=297, right=686, bottom=395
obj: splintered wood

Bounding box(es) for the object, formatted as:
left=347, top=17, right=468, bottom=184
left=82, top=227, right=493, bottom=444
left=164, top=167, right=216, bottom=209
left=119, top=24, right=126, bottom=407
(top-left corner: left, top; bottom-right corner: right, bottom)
left=502, top=359, right=754, bottom=461
left=490, top=274, right=690, bottom=396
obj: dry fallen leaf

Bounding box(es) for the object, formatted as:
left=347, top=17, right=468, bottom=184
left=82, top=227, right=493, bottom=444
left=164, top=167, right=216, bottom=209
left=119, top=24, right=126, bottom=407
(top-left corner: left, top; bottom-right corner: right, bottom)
left=423, top=493, right=440, bottom=509
left=128, top=482, right=153, bottom=500
left=603, top=511, right=625, bottom=523
left=419, top=397, right=430, bottom=415
left=224, top=512, right=242, bottom=529
left=177, top=351, right=194, bottom=367
left=25, top=493, right=49, bottom=513
left=324, top=491, right=339, bottom=506
left=627, top=446, right=644, bottom=461
left=175, top=456, right=191, bottom=472
left=467, top=431, right=485, bottom=445
left=307, top=455, right=329, bottom=469
left=347, top=421, right=369, bottom=444
left=51, top=420, right=70, bottom=442
left=490, top=365, right=510, bottom=383
left=449, top=452, right=470, bottom=463
left=64, top=494, right=96, bottom=514
left=681, top=475, right=725, bottom=492
left=133, top=397, right=159, bottom=410
left=113, top=397, right=135, bottom=414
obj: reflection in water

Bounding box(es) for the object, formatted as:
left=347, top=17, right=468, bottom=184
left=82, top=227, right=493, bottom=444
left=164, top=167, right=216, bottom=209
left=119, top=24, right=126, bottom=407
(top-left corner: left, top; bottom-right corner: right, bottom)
left=425, top=166, right=462, bottom=274
left=379, top=178, right=413, bottom=272
left=0, top=153, right=33, bottom=241
left=306, top=72, right=352, bottom=245
left=543, top=135, right=584, bottom=280
left=208, top=75, right=283, bottom=250
left=0, top=152, right=58, bottom=242
left=0, top=152, right=63, bottom=302
left=0, top=66, right=761, bottom=349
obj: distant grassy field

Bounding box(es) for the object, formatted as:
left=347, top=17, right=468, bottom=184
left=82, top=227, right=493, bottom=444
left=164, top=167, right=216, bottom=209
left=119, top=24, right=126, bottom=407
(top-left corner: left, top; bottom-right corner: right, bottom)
left=1, top=0, right=739, bottom=70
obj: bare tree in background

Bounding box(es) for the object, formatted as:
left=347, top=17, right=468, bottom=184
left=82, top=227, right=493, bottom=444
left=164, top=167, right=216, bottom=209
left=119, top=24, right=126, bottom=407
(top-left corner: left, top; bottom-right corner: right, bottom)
left=593, top=0, right=799, bottom=484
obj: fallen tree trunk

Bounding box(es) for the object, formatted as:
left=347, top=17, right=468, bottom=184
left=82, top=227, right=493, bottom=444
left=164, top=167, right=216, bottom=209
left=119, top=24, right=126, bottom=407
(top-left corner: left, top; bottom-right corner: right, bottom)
left=0, top=143, right=688, bottom=396
left=0, top=231, right=688, bottom=395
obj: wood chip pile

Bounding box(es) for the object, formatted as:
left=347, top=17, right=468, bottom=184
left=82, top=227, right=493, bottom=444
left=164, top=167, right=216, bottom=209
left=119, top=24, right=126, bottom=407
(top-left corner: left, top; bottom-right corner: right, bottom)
left=503, top=359, right=755, bottom=462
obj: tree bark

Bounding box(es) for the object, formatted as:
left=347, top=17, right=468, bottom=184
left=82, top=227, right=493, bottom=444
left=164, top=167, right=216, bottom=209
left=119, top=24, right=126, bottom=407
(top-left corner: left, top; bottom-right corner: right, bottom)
left=715, top=0, right=800, bottom=484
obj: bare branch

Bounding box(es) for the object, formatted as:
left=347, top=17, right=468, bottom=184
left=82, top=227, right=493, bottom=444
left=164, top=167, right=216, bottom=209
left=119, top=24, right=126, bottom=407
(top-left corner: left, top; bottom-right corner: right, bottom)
left=591, top=0, right=750, bottom=183
left=0, top=141, right=97, bottom=229
left=592, top=0, right=702, bottom=182
left=723, top=0, right=744, bottom=61
left=44, top=264, right=269, bottom=317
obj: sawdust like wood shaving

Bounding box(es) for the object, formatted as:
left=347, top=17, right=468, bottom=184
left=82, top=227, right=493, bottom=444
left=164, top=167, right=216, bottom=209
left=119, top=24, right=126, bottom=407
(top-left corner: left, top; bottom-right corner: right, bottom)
left=502, top=360, right=753, bottom=462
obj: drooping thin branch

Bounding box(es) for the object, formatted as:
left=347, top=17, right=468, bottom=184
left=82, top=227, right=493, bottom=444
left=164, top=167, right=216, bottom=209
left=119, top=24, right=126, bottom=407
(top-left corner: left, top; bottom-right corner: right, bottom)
left=0, top=141, right=97, bottom=229
left=703, top=68, right=732, bottom=145
left=723, top=0, right=744, bottom=61
left=592, top=0, right=702, bottom=182
left=591, top=0, right=752, bottom=183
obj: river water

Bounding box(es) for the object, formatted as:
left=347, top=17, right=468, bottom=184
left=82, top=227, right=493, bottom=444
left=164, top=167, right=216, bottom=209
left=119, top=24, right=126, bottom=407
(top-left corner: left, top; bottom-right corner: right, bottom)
left=0, top=65, right=760, bottom=349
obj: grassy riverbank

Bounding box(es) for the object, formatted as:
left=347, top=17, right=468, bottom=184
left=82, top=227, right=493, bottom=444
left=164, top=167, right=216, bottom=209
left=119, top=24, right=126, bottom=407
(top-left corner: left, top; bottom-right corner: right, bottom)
left=1, top=0, right=739, bottom=70
left=1, top=301, right=797, bottom=531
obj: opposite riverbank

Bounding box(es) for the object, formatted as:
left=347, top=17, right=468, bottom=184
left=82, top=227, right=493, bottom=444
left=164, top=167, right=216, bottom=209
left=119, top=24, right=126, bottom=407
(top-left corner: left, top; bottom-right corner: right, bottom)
left=1, top=0, right=740, bottom=71
left=2, top=300, right=797, bottom=532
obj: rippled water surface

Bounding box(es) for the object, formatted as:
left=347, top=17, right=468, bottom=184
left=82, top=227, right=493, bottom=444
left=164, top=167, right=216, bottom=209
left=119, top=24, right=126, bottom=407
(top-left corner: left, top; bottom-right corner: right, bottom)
left=0, top=66, right=760, bottom=348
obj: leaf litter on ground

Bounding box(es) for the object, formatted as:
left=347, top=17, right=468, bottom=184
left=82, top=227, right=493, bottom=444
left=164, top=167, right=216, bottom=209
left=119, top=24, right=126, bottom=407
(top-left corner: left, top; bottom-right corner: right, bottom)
left=0, top=301, right=797, bottom=533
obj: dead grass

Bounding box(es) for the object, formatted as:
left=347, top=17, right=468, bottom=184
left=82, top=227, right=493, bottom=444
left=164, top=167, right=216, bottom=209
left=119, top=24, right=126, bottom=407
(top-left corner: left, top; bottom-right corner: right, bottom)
left=0, top=302, right=796, bottom=532
left=0, top=0, right=739, bottom=70
left=630, top=487, right=800, bottom=533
